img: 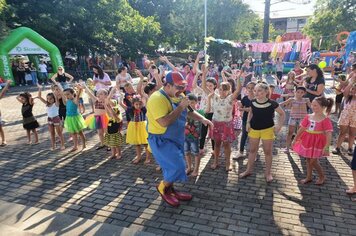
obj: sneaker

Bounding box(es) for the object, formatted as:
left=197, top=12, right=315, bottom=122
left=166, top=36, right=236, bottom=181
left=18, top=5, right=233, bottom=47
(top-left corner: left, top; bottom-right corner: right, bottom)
left=332, top=147, right=341, bottom=155
left=347, top=148, right=353, bottom=156
left=233, top=152, right=244, bottom=160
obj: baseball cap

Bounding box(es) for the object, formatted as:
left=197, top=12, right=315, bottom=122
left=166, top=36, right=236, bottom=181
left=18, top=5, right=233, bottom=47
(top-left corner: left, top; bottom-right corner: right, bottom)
left=165, top=71, right=187, bottom=86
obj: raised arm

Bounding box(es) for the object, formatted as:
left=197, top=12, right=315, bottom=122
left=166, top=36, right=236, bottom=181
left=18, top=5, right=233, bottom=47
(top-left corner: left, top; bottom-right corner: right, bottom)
left=160, top=56, right=178, bottom=71
left=135, top=69, right=145, bottom=96
left=0, top=80, right=11, bottom=99
left=36, top=84, right=47, bottom=104
left=192, top=52, right=203, bottom=75
left=50, top=73, right=58, bottom=84
left=200, top=64, right=211, bottom=95
left=84, top=84, right=98, bottom=102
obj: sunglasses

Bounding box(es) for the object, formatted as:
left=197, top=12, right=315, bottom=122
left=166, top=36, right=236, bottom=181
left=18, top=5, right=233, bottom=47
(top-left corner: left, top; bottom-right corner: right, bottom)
left=174, top=84, right=186, bottom=91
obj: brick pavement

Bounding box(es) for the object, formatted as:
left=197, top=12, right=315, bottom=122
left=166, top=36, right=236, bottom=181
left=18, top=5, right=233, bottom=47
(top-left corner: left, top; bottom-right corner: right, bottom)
left=0, top=84, right=355, bottom=235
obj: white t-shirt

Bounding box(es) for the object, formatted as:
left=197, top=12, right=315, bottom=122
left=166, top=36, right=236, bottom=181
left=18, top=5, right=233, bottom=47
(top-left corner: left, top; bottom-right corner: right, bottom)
left=38, top=64, right=47, bottom=73
left=211, top=94, right=234, bottom=122
left=94, top=72, right=111, bottom=91
left=116, top=73, right=133, bottom=88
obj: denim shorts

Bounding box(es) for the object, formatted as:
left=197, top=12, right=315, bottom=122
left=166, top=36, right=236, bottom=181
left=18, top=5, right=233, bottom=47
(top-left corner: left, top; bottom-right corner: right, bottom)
left=184, top=138, right=199, bottom=156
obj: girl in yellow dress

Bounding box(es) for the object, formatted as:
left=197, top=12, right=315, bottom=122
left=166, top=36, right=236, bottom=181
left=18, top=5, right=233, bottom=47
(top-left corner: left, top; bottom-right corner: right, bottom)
left=123, top=95, right=150, bottom=164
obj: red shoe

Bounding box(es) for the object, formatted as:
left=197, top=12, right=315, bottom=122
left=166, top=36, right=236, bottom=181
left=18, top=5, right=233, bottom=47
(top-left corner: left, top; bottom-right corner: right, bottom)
left=169, top=187, right=193, bottom=201
left=156, top=185, right=180, bottom=207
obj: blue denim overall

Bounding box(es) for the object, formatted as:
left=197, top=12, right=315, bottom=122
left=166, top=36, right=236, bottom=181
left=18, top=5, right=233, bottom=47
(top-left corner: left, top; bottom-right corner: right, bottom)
left=148, top=89, right=188, bottom=183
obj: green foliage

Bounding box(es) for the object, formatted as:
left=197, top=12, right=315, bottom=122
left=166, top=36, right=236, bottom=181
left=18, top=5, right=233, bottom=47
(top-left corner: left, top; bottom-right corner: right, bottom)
left=5, top=0, right=161, bottom=58
left=303, top=0, right=355, bottom=50
left=129, top=0, right=263, bottom=62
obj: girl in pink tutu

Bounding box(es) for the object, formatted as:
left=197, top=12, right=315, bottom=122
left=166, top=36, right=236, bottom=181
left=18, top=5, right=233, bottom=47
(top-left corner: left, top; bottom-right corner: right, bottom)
left=292, top=96, right=334, bottom=185
left=207, top=81, right=240, bottom=171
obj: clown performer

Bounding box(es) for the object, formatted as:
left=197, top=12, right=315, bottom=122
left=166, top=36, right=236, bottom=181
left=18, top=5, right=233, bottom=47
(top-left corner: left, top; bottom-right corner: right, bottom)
left=147, top=71, right=213, bottom=207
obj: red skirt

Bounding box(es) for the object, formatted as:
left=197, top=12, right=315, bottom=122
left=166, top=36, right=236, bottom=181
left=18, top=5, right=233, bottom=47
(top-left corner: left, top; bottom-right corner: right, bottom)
left=209, top=120, right=235, bottom=143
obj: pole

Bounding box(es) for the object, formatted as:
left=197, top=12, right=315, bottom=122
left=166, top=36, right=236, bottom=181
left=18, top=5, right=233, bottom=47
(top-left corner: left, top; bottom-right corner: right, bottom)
left=204, top=0, right=208, bottom=66
left=262, top=0, right=271, bottom=61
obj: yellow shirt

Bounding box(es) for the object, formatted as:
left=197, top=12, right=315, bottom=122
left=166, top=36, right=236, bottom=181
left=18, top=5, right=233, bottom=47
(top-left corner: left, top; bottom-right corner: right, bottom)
left=146, top=89, right=183, bottom=134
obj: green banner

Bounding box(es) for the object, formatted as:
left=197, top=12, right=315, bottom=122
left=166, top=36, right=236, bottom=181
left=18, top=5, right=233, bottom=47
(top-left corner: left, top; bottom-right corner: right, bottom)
left=0, top=27, right=63, bottom=85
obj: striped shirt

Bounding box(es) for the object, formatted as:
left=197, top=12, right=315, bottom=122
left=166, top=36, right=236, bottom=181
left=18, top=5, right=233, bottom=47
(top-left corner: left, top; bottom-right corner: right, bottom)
left=290, top=98, right=308, bottom=119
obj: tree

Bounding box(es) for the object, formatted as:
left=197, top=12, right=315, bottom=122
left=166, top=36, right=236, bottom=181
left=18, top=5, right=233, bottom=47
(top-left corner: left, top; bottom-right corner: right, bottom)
left=5, top=0, right=161, bottom=58
left=129, top=0, right=263, bottom=62
left=303, top=0, right=355, bottom=50
left=0, top=0, right=9, bottom=40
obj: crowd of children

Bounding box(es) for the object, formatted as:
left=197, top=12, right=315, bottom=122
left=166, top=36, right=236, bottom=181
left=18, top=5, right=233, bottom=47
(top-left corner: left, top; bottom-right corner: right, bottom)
left=1, top=56, right=356, bottom=196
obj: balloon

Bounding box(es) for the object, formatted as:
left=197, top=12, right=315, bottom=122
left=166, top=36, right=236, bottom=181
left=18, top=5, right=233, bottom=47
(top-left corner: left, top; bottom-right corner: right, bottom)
left=318, top=61, right=327, bottom=69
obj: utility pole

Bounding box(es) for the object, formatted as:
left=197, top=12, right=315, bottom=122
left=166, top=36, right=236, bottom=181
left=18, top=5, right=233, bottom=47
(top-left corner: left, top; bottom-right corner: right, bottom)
left=262, top=0, right=271, bottom=61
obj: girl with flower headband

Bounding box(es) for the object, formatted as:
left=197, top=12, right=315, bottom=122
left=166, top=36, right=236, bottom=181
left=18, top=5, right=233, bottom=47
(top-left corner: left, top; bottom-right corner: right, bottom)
left=121, top=94, right=151, bottom=164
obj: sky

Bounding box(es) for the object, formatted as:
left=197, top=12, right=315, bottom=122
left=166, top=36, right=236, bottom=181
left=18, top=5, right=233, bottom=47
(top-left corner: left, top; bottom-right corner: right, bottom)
left=243, top=0, right=317, bottom=18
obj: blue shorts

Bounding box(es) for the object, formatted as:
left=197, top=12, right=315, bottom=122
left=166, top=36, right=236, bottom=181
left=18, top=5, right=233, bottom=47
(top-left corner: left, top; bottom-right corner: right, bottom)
left=184, top=138, right=199, bottom=156
left=79, top=98, right=84, bottom=105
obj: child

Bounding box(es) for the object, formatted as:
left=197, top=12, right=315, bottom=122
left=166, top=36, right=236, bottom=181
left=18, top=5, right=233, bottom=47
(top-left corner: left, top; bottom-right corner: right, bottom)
left=104, top=87, right=124, bottom=159
left=84, top=87, right=109, bottom=150
left=236, top=81, right=256, bottom=158
left=332, top=79, right=356, bottom=156
left=0, top=80, right=10, bottom=146
left=62, top=87, right=86, bottom=151
left=124, top=95, right=150, bottom=164
left=184, top=94, right=203, bottom=176
left=239, top=82, right=285, bottom=182
left=292, top=96, right=334, bottom=185
left=208, top=81, right=240, bottom=171
left=282, top=71, right=296, bottom=95
left=331, top=74, right=347, bottom=115
left=51, top=84, right=66, bottom=125
left=16, top=92, right=39, bottom=144
left=37, top=84, right=65, bottom=150
left=269, top=84, right=291, bottom=101
left=280, top=87, right=310, bottom=153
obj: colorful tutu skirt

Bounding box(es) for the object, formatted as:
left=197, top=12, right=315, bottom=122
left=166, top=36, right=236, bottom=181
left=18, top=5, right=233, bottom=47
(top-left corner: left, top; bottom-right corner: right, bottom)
left=64, top=114, right=86, bottom=133
left=293, top=131, right=328, bottom=158
left=126, top=121, right=148, bottom=145
left=104, top=132, right=124, bottom=147
left=209, top=120, right=235, bottom=143
left=85, top=114, right=109, bottom=130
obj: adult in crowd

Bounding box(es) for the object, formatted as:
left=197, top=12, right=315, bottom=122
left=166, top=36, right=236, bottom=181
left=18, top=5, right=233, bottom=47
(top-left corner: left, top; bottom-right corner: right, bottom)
left=241, top=59, right=253, bottom=87
left=16, top=61, right=26, bottom=86
left=115, top=66, right=133, bottom=92
left=29, top=63, right=38, bottom=85
left=304, top=64, right=325, bottom=102
left=38, top=61, right=48, bottom=85
left=92, top=65, right=112, bottom=93
left=146, top=71, right=213, bottom=207
left=50, top=66, right=74, bottom=89
left=160, top=52, right=202, bottom=94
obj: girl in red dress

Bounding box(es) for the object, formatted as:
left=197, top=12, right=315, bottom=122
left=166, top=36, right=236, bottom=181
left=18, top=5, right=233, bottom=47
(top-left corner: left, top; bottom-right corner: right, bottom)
left=292, top=96, right=334, bottom=185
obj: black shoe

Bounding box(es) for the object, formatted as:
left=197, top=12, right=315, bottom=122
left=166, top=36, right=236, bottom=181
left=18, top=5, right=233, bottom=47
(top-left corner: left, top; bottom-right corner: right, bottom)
left=95, top=145, right=105, bottom=150
left=332, top=147, right=341, bottom=155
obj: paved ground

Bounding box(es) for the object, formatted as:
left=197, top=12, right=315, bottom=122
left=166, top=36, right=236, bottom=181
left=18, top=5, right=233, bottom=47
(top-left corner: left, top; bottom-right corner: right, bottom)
left=0, top=79, right=355, bottom=236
